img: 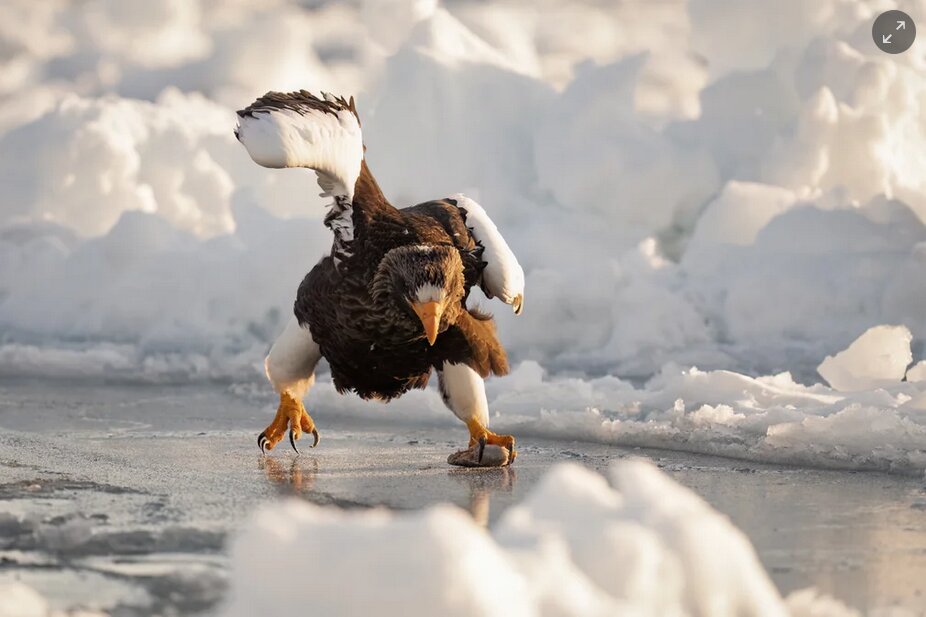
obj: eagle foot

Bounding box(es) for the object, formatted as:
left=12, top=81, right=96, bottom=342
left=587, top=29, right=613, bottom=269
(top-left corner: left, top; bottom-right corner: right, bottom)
left=258, top=392, right=319, bottom=454
left=447, top=443, right=511, bottom=467
left=451, top=420, right=516, bottom=467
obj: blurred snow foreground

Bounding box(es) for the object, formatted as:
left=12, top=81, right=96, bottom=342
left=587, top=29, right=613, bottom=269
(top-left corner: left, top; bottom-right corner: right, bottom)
left=1, top=462, right=857, bottom=617
left=223, top=461, right=854, bottom=617
left=0, top=582, right=105, bottom=617
left=2, top=0, right=926, bottom=472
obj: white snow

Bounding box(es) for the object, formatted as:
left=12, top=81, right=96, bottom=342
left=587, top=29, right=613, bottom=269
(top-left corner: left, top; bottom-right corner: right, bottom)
left=221, top=461, right=854, bottom=617
left=0, top=584, right=49, bottom=617
left=0, top=582, right=107, bottom=617
left=2, top=0, right=926, bottom=475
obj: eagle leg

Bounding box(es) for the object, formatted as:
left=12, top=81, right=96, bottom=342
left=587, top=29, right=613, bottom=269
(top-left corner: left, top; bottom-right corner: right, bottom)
left=439, top=362, right=516, bottom=467
left=258, top=391, right=319, bottom=454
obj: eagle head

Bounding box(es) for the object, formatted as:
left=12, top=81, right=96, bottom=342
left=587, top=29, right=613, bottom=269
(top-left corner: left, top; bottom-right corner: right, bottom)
left=372, top=245, right=465, bottom=345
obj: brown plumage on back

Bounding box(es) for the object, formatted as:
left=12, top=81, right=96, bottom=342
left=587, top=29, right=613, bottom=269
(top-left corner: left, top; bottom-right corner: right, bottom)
left=236, top=90, right=525, bottom=466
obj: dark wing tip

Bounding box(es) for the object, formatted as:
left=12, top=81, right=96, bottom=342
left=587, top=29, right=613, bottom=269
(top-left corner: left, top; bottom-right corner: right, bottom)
left=236, top=89, right=361, bottom=125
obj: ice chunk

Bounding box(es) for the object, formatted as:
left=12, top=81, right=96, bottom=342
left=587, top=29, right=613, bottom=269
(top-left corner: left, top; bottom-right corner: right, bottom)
left=817, top=325, right=913, bottom=392
left=907, top=361, right=926, bottom=383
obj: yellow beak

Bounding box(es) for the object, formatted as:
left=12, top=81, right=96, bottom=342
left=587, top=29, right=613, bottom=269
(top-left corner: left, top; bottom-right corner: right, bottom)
left=411, top=300, right=442, bottom=346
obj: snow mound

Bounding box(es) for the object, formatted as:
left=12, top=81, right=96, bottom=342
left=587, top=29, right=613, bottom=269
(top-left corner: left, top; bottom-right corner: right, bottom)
left=0, top=89, right=320, bottom=237
left=223, top=461, right=851, bottom=617
left=496, top=461, right=785, bottom=616
left=224, top=503, right=526, bottom=617
left=817, top=325, right=913, bottom=392
left=484, top=361, right=926, bottom=476
left=0, top=582, right=107, bottom=617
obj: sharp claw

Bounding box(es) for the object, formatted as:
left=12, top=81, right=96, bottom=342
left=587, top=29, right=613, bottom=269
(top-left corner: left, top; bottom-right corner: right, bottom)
left=289, top=429, right=300, bottom=454
left=311, top=428, right=320, bottom=448
left=477, top=436, right=486, bottom=463
left=258, top=432, right=267, bottom=455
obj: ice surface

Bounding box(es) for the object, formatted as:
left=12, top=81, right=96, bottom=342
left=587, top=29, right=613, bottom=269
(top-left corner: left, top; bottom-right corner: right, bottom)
left=3, top=382, right=924, bottom=615
left=222, top=461, right=855, bottom=617
left=2, top=0, right=926, bottom=475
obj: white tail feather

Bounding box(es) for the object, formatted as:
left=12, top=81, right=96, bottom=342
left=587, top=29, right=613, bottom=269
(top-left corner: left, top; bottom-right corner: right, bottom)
left=236, top=100, right=363, bottom=201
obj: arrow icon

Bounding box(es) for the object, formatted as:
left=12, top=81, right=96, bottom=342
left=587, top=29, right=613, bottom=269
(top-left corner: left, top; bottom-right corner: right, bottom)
left=883, top=34, right=893, bottom=44
left=897, top=20, right=906, bottom=30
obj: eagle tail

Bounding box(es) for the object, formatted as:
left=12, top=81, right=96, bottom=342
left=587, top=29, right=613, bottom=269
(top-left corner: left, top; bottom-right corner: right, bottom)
left=235, top=90, right=364, bottom=202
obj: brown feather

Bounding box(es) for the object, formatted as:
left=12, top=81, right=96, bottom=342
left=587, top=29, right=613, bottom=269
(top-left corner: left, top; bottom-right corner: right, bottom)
left=294, top=164, right=507, bottom=400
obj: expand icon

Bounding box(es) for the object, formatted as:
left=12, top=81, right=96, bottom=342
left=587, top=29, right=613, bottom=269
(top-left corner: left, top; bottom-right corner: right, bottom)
left=873, top=10, right=916, bottom=53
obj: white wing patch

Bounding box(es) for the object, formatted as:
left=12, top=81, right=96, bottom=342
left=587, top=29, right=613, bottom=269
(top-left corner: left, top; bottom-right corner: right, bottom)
left=236, top=103, right=363, bottom=202
left=449, top=194, right=525, bottom=314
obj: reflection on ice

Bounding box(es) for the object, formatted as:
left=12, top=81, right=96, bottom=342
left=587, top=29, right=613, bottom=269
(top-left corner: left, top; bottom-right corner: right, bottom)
left=260, top=456, right=318, bottom=495
left=448, top=466, right=516, bottom=526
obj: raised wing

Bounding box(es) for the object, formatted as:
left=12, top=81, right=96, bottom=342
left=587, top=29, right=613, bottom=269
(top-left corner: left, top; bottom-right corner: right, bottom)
left=235, top=91, right=363, bottom=203
left=449, top=194, right=525, bottom=314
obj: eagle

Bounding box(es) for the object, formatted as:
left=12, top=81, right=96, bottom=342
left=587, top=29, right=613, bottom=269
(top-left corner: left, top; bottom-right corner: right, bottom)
left=235, top=91, right=524, bottom=466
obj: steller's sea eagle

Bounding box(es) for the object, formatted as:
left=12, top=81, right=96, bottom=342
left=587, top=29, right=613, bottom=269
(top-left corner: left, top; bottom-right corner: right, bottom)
left=235, top=91, right=524, bottom=466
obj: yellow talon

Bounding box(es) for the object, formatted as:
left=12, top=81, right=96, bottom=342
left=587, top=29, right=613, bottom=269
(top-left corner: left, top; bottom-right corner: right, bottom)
left=258, top=392, right=318, bottom=453
left=465, top=418, right=517, bottom=464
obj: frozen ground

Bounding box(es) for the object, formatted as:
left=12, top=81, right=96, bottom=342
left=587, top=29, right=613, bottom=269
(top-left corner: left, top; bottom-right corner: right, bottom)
left=1, top=381, right=925, bottom=615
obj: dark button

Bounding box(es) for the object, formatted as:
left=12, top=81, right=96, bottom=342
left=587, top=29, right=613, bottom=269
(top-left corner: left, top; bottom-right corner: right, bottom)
left=873, top=10, right=916, bottom=54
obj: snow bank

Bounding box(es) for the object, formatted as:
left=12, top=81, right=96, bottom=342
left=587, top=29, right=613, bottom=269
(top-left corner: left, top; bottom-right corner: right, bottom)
left=3, top=1, right=926, bottom=473
left=222, top=461, right=852, bottom=617
left=225, top=328, right=923, bottom=477
left=0, top=0, right=367, bottom=106
left=0, top=88, right=324, bottom=236
left=490, top=363, right=926, bottom=477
